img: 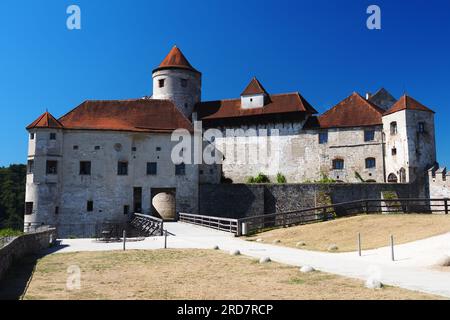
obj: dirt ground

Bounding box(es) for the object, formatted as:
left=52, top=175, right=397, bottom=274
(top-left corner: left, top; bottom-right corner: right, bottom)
left=0, top=249, right=443, bottom=300
left=247, top=214, right=450, bottom=252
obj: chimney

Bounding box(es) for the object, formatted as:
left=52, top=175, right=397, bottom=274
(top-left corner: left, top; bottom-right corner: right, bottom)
left=365, top=92, right=372, bottom=100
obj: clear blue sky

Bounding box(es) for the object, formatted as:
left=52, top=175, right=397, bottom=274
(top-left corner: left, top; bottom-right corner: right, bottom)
left=0, top=0, right=449, bottom=166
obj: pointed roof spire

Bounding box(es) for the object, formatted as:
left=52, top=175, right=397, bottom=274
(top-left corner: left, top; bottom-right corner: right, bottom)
left=153, top=45, right=200, bottom=73
left=384, top=94, right=434, bottom=116
left=26, top=111, right=63, bottom=129
left=241, top=77, right=269, bottom=96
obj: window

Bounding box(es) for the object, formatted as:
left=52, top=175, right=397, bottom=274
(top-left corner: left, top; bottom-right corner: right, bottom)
left=123, top=205, right=130, bottom=215
left=184, top=103, right=188, bottom=109
left=50, top=133, right=56, bottom=140
left=156, top=147, right=161, bottom=151
left=132, top=147, right=137, bottom=152
left=418, top=122, right=425, bottom=133
left=332, top=159, right=344, bottom=170
left=147, top=162, right=157, bottom=175
left=181, top=78, right=187, bottom=88
left=73, top=145, right=79, bottom=150
left=175, top=163, right=186, bottom=175
left=55, top=206, right=59, bottom=215
left=87, top=201, right=94, bottom=212
left=388, top=173, right=398, bottom=183
left=133, top=187, right=142, bottom=213
left=365, top=157, right=376, bottom=169
left=30, top=133, right=35, bottom=140
left=27, top=160, right=34, bottom=174
left=79, top=161, right=91, bottom=175
left=95, top=146, right=100, bottom=150
left=390, top=122, right=397, bottom=135
left=158, top=79, right=165, bottom=88
left=25, top=202, right=33, bottom=215
left=117, top=161, right=128, bottom=175
left=392, top=147, right=397, bottom=156
left=319, top=131, right=328, bottom=144
left=364, top=130, right=375, bottom=142
left=46, top=160, right=57, bottom=174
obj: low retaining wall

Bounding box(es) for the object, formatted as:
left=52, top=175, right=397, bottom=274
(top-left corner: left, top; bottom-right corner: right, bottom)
left=0, top=228, right=57, bottom=281
left=199, top=183, right=421, bottom=218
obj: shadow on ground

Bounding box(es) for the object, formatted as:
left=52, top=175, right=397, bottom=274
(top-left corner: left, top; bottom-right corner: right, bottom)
left=0, top=241, right=68, bottom=300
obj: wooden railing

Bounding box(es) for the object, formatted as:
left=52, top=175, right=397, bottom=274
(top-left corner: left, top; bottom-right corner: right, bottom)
left=237, top=198, right=450, bottom=236
left=178, top=212, right=239, bottom=234
left=131, top=213, right=164, bottom=236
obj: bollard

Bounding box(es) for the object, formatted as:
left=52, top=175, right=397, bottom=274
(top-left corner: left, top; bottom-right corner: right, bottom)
left=241, top=222, right=248, bottom=236
left=164, top=230, right=167, bottom=249
left=390, top=234, right=394, bottom=261
left=357, top=232, right=361, bottom=257
left=123, top=230, right=126, bottom=251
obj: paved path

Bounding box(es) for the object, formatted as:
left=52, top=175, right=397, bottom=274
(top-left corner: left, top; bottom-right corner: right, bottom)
left=53, top=222, right=450, bottom=298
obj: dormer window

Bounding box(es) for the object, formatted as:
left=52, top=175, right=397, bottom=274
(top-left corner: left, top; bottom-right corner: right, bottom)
left=158, top=79, right=165, bottom=88
left=240, top=77, right=268, bottom=109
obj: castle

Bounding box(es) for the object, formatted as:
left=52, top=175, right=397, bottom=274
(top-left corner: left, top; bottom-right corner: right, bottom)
left=24, top=46, right=441, bottom=237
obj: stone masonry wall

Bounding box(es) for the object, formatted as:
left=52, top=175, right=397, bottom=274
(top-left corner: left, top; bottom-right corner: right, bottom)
left=199, top=183, right=420, bottom=218
left=0, top=228, right=56, bottom=281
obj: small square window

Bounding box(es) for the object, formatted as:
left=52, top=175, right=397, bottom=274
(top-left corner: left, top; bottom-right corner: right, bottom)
left=332, top=159, right=344, bottom=170
left=117, top=161, right=128, bottom=175
left=175, top=163, right=186, bottom=175
left=79, top=161, right=91, bottom=175
left=87, top=201, right=94, bottom=212
left=27, top=160, right=34, bottom=174
left=50, top=133, right=56, bottom=140
left=132, top=147, right=137, bottom=152
left=73, top=145, right=79, bottom=150
left=147, top=162, right=157, bottom=175
left=365, top=158, right=376, bottom=169
left=364, top=130, right=375, bottom=142
left=156, top=147, right=161, bottom=152
left=94, top=146, right=100, bottom=150
left=46, top=160, right=58, bottom=174
left=319, top=132, right=328, bottom=144
left=158, top=79, right=165, bottom=88
left=30, top=133, right=35, bottom=140
left=181, top=79, right=187, bottom=88
left=123, top=205, right=129, bottom=215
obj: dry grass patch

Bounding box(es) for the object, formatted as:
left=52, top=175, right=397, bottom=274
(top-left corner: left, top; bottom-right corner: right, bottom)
left=2, top=249, right=443, bottom=300
left=247, top=214, right=450, bottom=252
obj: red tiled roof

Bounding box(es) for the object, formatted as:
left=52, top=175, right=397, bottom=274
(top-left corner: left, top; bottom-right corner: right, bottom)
left=26, top=111, right=63, bottom=129
left=241, top=77, right=268, bottom=96
left=196, top=92, right=318, bottom=121
left=317, top=92, right=385, bottom=128
left=384, top=95, right=434, bottom=116
left=56, top=99, right=193, bottom=133
left=153, top=46, right=199, bottom=74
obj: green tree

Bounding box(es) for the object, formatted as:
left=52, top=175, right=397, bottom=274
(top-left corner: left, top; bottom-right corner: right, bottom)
left=0, top=164, right=26, bottom=230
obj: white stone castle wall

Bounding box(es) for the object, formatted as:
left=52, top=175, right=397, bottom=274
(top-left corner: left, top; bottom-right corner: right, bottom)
left=25, top=129, right=199, bottom=237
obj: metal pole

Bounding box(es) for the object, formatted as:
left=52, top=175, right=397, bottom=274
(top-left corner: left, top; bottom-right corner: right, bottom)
left=164, top=230, right=167, bottom=249
left=123, top=230, right=126, bottom=251
left=357, top=232, right=361, bottom=257
left=390, top=234, right=394, bottom=261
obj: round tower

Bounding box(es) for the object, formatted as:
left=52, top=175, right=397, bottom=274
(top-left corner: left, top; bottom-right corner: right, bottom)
left=24, top=111, right=63, bottom=232
left=152, top=46, right=201, bottom=119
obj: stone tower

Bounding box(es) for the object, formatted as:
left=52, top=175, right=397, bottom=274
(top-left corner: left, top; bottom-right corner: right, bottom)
left=24, top=112, right=63, bottom=232
left=152, top=46, right=201, bottom=119
left=382, top=95, right=436, bottom=184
